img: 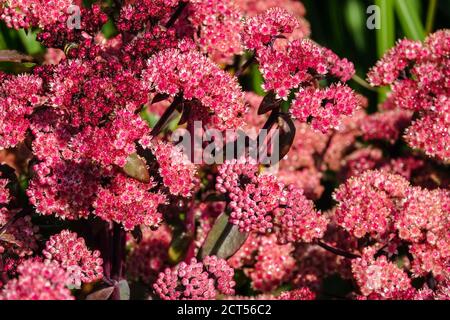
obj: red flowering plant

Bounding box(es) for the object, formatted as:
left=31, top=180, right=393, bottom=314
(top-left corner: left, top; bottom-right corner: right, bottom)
left=0, top=0, right=448, bottom=301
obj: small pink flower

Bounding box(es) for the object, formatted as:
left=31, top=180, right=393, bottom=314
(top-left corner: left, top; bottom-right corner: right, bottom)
left=0, top=259, right=73, bottom=300
left=43, top=230, right=104, bottom=288
left=153, top=256, right=235, bottom=300
left=93, top=173, right=167, bottom=231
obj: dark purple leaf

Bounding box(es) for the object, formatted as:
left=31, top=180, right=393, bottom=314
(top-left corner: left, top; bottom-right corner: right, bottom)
left=258, top=91, right=281, bottom=115
left=276, top=113, right=297, bottom=161
left=151, top=93, right=169, bottom=105
left=0, top=50, right=33, bottom=63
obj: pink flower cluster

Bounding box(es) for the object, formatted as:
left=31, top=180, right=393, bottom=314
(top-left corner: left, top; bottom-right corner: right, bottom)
left=333, top=170, right=410, bottom=238
left=117, top=0, right=180, bottom=32
left=142, top=48, right=246, bottom=130
left=140, top=137, right=198, bottom=197
left=368, top=30, right=450, bottom=161
left=43, top=230, right=103, bottom=288
left=189, top=0, right=244, bottom=64
left=361, top=108, right=413, bottom=144
left=291, top=84, right=361, bottom=133
left=0, top=209, right=39, bottom=257
left=352, top=248, right=413, bottom=299
left=276, top=185, right=328, bottom=243
left=93, top=174, right=167, bottom=231
left=243, top=8, right=299, bottom=49
left=153, top=256, right=235, bottom=300
left=70, top=110, right=148, bottom=168
left=237, top=0, right=310, bottom=40
left=249, top=235, right=296, bottom=292
left=396, top=187, right=450, bottom=280
left=0, top=259, right=73, bottom=300
left=241, top=9, right=359, bottom=133
left=279, top=287, right=316, bottom=300
left=216, top=159, right=283, bottom=233
left=0, top=0, right=73, bottom=29
left=0, top=74, right=44, bottom=149
left=27, top=160, right=102, bottom=220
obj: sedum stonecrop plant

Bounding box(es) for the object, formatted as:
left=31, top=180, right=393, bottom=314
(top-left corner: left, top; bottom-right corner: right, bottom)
left=0, top=0, right=448, bottom=301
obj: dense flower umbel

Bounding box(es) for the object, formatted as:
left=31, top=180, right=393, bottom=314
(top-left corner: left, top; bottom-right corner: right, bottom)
left=153, top=256, right=235, bottom=300
left=71, top=110, right=149, bottom=168
left=2, top=0, right=450, bottom=301
left=140, top=137, right=198, bottom=197
left=27, top=160, right=102, bottom=220
left=93, top=174, right=167, bottom=231
left=43, top=230, right=103, bottom=288
left=0, top=0, right=73, bottom=29
left=237, top=0, right=310, bottom=40
left=291, top=84, right=361, bottom=133
left=352, top=248, right=412, bottom=299
left=142, top=48, right=246, bottom=130
left=250, top=235, right=296, bottom=292
left=254, top=38, right=356, bottom=99
left=243, top=8, right=299, bottom=50
left=276, top=185, right=328, bottom=244
left=404, top=97, right=450, bottom=162
left=368, top=30, right=450, bottom=162
left=0, top=74, right=44, bottom=149
left=0, top=259, right=73, bottom=300
left=189, top=0, right=244, bottom=64
left=333, top=170, right=410, bottom=238
left=396, top=188, right=450, bottom=280
left=216, top=159, right=284, bottom=233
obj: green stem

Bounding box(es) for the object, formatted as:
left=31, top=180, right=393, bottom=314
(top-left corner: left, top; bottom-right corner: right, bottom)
left=425, top=0, right=438, bottom=34
left=352, top=74, right=378, bottom=92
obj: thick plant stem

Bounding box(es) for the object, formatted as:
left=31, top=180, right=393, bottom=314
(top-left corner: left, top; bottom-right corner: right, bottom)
left=111, top=223, right=126, bottom=281
left=235, top=53, right=256, bottom=78
left=151, top=94, right=183, bottom=136
left=316, top=239, right=361, bottom=259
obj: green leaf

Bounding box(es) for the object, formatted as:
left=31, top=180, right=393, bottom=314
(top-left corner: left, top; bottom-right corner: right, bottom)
left=375, top=0, right=396, bottom=58
left=168, top=230, right=193, bottom=264
left=395, top=0, right=426, bottom=41
left=200, top=213, right=249, bottom=260
left=425, top=0, right=438, bottom=34
left=123, top=153, right=150, bottom=183
left=17, top=29, right=43, bottom=55
left=344, top=0, right=367, bottom=52
left=117, top=280, right=130, bottom=300
left=375, top=0, right=396, bottom=103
